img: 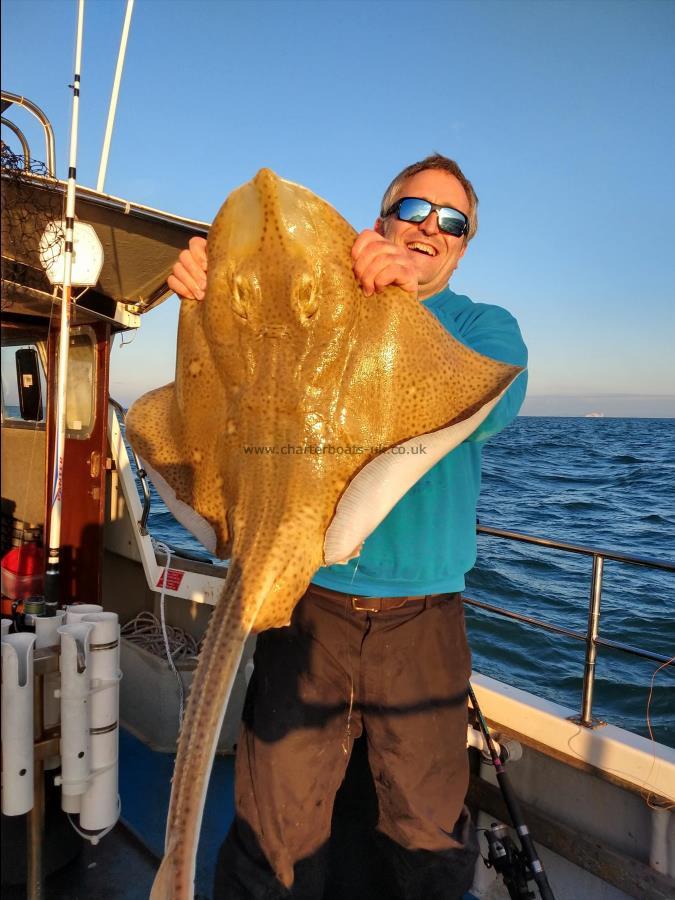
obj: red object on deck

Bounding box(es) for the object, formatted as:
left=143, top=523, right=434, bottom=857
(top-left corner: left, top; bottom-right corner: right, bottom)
left=1, top=544, right=44, bottom=601
left=2, top=544, right=44, bottom=575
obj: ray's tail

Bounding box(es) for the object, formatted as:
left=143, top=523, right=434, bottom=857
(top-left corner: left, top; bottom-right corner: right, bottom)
left=150, top=569, right=250, bottom=900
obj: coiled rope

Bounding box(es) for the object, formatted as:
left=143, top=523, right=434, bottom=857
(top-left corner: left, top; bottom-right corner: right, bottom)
left=120, top=611, right=200, bottom=662
left=121, top=539, right=202, bottom=727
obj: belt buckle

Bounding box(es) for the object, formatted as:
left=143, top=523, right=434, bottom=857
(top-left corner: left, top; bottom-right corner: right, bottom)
left=351, top=596, right=375, bottom=612
left=351, top=596, right=409, bottom=613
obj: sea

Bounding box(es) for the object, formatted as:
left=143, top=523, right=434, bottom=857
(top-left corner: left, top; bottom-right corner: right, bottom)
left=142, top=416, right=675, bottom=749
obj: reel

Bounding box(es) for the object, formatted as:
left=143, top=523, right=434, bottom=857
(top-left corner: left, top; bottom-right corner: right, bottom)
left=483, top=821, right=536, bottom=900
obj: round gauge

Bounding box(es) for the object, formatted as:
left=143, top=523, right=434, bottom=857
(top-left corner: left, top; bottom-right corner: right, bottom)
left=39, top=219, right=104, bottom=287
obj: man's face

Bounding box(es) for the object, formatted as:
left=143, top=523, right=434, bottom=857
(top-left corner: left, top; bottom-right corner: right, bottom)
left=376, top=169, right=470, bottom=301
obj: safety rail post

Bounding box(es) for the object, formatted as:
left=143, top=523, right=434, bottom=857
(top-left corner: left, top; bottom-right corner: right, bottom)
left=580, top=553, right=605, bottom=726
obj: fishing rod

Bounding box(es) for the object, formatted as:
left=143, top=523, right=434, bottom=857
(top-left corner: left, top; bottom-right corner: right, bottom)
left=96, top=0, right=134, bottom=193
left=468, top=683, right=556, bottom=900
left=44, top=0, right=85, bottom=615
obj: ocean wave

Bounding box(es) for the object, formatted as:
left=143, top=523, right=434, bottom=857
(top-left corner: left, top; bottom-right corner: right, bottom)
left=557, top=499, right=610, bottom=512
left=639, top=513, right=674, bottom=525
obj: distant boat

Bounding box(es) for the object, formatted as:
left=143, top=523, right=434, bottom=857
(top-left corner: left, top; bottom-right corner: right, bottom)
left=584, top=411, right=605, bottom=418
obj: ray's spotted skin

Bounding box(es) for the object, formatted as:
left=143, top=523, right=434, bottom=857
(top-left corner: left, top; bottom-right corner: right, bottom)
left=126, top=169, right=523, bottom=899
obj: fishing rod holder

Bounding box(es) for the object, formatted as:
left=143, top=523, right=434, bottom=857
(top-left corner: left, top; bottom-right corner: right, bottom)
left=1, top=609, right=121, bottom=897
left=1, top=633, right=38, bottom=816
left=467, top=722, right=523, bottom=763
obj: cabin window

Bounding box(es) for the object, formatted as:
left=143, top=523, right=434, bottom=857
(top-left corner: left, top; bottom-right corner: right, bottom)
left=60, top=326, right=97, bottom=440
left=1, top=342, right=48, bottom=427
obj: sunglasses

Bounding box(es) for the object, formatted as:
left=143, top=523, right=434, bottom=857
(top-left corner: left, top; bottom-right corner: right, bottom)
left=384, top=197, right=469, bottom=238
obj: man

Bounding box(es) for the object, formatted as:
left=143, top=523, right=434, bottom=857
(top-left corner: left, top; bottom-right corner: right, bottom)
left=170, top=155, right=528, bottom=899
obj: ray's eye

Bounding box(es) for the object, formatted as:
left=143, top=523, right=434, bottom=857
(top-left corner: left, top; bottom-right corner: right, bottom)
left=294, top=271, right=319, bottom=323
left=232, top=275, right=251, bottom=321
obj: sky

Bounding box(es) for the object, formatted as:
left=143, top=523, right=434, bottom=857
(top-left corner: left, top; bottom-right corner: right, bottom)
left=2, top=0, right=674, bottom=417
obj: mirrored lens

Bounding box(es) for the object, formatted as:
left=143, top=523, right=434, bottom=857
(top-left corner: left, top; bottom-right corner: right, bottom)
left=395, top=197, right=467, bottom=236
left=437, top=208, right=467, bottom=237
left=397, top=198, right=432, bottom=223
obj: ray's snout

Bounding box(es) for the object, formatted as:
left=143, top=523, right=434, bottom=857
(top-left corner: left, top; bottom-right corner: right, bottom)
left=253, top=166, right=279, bottom=193
left=209, top=168, right=332, bottom=331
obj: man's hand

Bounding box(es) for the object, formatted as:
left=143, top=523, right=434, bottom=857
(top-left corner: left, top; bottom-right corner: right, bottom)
left=169, top=229, right=418, bottom=302
left=168, top=236, right=208, bottom=300
left=351, top=229, right=418, bottom=298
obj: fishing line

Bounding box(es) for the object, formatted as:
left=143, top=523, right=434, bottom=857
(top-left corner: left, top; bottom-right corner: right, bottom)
left=153, top=539, right=187, bottom=726
left=641, top=654, right=674, bottom=810
left=340, top=563, right=361, bottom=757
left=586, top=655, right=674, bottom=810
left=119, top=328, right=137, bottom=347
left=67, top=795, right=121, bottom=845
left=342, top=628, right=356, bottom=758
left=341, top=557, right=363, bottom=755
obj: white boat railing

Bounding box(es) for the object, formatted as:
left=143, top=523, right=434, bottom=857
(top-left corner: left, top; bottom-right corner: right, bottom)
left=470, top=524, right=674, bottom=728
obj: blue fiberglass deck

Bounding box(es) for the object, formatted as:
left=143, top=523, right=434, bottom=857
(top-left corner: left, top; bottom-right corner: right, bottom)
left=119, top=727, right=235, bottom=896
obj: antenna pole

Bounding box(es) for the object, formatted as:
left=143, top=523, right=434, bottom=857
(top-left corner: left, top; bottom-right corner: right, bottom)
left=44, top=0, right=85, bottom=614
left=96, top=0, right=134, bottom=193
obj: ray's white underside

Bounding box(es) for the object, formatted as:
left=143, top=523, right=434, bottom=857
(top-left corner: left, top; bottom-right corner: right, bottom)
left=324, top=392, right=505, bottom=566
left=139, top=458, right=219, bottom=555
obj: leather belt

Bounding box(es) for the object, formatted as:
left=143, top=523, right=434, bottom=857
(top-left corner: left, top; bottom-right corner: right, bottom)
left=307, top=584, right=456, bottom=613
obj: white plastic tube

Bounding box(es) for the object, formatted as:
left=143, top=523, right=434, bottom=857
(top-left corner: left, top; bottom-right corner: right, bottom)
left=36, top=612, right=66, bottom=767
left=64, top=604, right=103, bottom=624
left=35, top=610, right=66, bottom=648
left=1, top=633, right=37, bottom=815
left=466, top=725, right=522, bottom=763
left=56, top=622, right=94, bottom=813
left=79, top=613, right=121, bottom=831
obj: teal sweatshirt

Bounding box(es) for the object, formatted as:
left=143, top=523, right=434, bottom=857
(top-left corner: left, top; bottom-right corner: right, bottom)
left=311, top=287, right=528, bottom=597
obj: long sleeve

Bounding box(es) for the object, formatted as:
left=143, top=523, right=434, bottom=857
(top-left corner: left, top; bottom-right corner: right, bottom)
left=424, top=290, right=528, bottom=443
left=313, top=287, right=528, bottom=596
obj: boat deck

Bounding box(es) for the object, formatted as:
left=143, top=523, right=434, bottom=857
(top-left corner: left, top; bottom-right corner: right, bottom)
left=120, top=728, right=235, bottom=894
left=2, top=819, right=158, bottom=900
left=2, top=728, right=479, bottom=898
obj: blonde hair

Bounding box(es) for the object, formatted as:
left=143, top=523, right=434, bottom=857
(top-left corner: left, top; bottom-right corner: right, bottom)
left=380, top=153, right=478, bottom=243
